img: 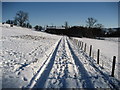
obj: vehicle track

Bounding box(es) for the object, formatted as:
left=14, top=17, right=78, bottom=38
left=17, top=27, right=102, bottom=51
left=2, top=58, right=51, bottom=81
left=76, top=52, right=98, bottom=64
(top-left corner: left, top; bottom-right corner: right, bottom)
left=43, top=37, right=80, bottom=88
left=27, top=38, right=62, bottom=88
left=67, top=37, right=120, bottom=89
left=27, top=36, right=120, bottom=89
left=31, top=37, right=81, bottom=88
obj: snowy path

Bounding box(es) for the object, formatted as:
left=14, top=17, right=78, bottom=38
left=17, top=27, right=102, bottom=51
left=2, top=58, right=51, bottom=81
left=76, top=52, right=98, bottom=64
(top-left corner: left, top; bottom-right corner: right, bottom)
left=1, top=24, right=119, bottom=89
left=28, top=36, right=120, bottom=89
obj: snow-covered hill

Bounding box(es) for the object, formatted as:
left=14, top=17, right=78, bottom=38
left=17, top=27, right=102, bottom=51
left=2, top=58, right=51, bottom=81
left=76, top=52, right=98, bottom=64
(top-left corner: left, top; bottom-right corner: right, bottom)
left=1, top=24, right=120, bottom=89
left=1, top=24, right=61, bottom=88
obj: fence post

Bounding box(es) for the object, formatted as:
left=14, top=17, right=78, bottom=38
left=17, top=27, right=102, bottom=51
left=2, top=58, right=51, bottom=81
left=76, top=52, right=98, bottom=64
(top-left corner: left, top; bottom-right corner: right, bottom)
left=80, top=41, right=81, bottom=48
left=111, top=56, right=116, bottom=77
left=78, top=41, right=80, bottom=48
left=89, top=45, right=92, bottom=57
left=80, top=42, right=82, bottom=49
left=81, top=42, right=83, bottom=50
left=97, top=49, right=100, bottom=64
left=77, top=40, right=79, bottom=47
left=84, top=43, right=86, bottom=52
left=78, top=40, right=79, bottom=47
left=78, top=41, right=79, bottom=47
left=82, top=42, right=83, bottom=49
left=76, top=40, right=77, bottom=45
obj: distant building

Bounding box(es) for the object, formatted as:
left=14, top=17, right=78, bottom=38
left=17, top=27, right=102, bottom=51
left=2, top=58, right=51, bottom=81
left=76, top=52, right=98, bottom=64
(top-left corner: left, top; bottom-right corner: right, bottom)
left=46, top=25, right=65, bottom=30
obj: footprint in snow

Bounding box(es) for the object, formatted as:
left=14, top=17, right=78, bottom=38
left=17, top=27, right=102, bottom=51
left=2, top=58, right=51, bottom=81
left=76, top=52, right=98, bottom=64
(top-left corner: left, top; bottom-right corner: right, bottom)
left=23, top=77, right=28, bottom=81
left=17, top=72, right=20, bottom=75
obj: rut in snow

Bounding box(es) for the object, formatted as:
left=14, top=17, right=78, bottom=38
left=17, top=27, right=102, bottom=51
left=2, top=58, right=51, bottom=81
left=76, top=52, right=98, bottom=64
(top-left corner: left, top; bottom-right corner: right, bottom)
left=66, top=38, right=94, bottom=88
left=28, top=36, right=120, bottom=89
left=67, top=38, right=120, bottom=89
left=32, top=38, right=62, bottom=88
left=33, top=37, right=80, bottom=88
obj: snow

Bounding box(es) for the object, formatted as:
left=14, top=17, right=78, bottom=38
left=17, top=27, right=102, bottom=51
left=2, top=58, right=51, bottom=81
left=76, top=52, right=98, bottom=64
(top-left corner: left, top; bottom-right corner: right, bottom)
left=103, top=37, right=119, bottom=42
left=67, top=38, right=119, bottom=88
left=0, top=23, right=2, bottom=90
left=1, top=24, right=120, bottom=89
left=29, top=36, right=120, bottom=88
left=1, top=24, right=61, bottom=88
left=74, top=37, right=119, bottom=80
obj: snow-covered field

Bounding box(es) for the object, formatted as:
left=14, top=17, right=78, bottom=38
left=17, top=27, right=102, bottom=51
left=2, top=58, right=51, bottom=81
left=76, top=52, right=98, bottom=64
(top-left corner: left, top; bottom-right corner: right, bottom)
left=103, top=37, right=119, bottom=42
left=1, top=24, right=61, bottom=88
left=0, top=23, right=2, bottom=90
left=74, top=37, right=119, bottom=80
left=1, top=24, right=120, bottom=89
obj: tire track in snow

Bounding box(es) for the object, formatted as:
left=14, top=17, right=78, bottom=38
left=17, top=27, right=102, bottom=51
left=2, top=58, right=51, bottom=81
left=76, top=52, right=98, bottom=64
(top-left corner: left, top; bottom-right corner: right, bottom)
left=43, top=37, right=69, bottom=88
left=66, top=38, right=95, bottom=88
left=65, top=37, right=81, bottom=88
left=43, top=36, right=81, bottom=88
left=67, top=38, right=120, bottom=89
left=30, top=36, right=94, bottom=88
left=27, top=36, right=120, bottom=89
left=33, top=37, right=61, bottom=88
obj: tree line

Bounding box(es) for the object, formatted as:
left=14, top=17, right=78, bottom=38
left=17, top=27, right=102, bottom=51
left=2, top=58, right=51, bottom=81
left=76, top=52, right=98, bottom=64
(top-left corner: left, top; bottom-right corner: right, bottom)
left=45, top=26, right=105, bottom=38
left=45, top=18, right=120, bottom=38
left=3, top=10, right=120, bottom=38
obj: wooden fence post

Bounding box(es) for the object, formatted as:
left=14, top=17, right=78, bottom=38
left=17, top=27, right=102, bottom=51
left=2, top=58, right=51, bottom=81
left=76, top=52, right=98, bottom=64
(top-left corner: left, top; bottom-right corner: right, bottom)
left=82, top=42, right=83, bottom=50
left=78, top=41, right=79, bottom=47
left=81, top=42, right=83, bottom=50
left=84, top=43, right=86, bottom=52
left=97, top=49, right=100, bottom=64
left=111, top=56, right=116, bottom=77
left=76, top=40, right=77, bottom=45
left=80, top=42, right=82, bottom=49
left=77, top=40, right=79, bottom=47
left=89, top=45, right=92, bottom=57
left=78, top=41, right=80, bottom=48
left=80, top=41, right=81, bottom=48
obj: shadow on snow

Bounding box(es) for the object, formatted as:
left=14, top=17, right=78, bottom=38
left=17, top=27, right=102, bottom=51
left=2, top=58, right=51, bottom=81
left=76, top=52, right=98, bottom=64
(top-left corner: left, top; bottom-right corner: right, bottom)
left=29, top=39, right=62, bottom=88
left=66, top=38, right=94, bottom=88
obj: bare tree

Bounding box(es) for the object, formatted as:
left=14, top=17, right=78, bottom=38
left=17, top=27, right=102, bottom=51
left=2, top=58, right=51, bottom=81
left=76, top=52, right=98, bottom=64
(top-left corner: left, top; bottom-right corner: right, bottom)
left=86, top=17, right=97, bottom=28
left=95, top=23, right=104, bottom=29
left=14, top=10, right=29, bottom=27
